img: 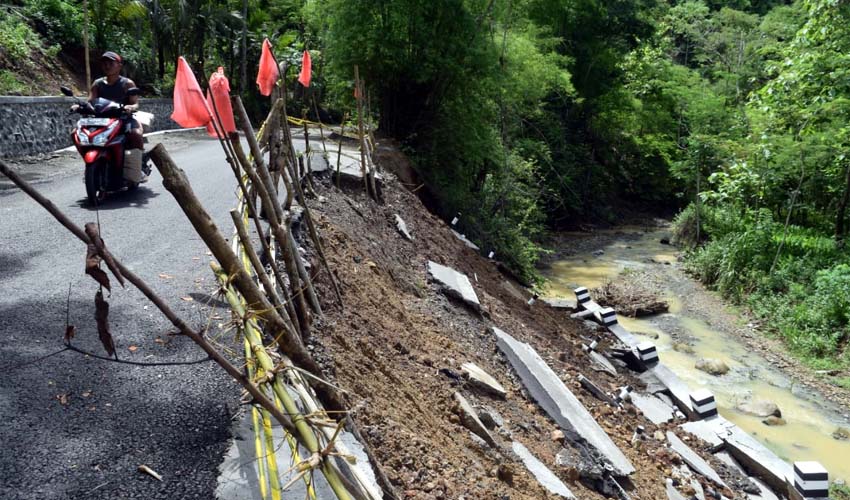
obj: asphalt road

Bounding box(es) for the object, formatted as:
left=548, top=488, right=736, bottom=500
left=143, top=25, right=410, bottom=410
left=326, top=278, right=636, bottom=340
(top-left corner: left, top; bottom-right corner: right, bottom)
left=0, top=134, right=247, bottom=499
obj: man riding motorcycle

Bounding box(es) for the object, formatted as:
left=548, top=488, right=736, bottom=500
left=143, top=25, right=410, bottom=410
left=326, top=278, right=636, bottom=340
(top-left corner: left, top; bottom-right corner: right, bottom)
left=73, top=51, right=147, bottom=182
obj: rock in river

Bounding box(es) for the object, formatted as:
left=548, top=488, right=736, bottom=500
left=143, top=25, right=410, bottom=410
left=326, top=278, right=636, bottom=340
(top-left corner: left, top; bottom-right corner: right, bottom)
left=736, top=399, right=781, bottom=418
left=695, top=358, right=729, bottom=376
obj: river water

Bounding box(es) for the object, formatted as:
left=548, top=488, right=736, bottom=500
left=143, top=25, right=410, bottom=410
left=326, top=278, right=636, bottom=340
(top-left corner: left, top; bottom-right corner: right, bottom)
left=542, top=228, right=850, bottom=483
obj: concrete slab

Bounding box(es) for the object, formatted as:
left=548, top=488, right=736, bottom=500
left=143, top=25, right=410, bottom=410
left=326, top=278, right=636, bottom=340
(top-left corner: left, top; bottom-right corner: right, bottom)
left=649, top=364, right=696, bottom=419
left=461, top=362, right=507, bottom=398
left=454, top=392, right=497, bottom=447
left=608, top=324, right=640, bottom=347
left=715, top=417, right=793, bottom=493
left=666, top=478, right=688, bottom=500
left=714, top=451, right=746, bottom=474
left=542, top=297, right=578, bottom=310
left=667, top=431, right=727, bottom=487
left=631, top=392, right=675, bottom=425
left=512, top=441, right=577, bottom=499
left=492, top=327, right=635, bottom=476
left=680, top=420, right=724, bottom=448
left=578, top=374, right=617, bottom=406
left=588, top=350, right=618, bottom=376
left=394, top=214, right=413, bottom=241
left=427, top=261, right=480, bottom=310
left=748, top=476, right=780, bottom=500
left=450, top=229, right=480, bottom=251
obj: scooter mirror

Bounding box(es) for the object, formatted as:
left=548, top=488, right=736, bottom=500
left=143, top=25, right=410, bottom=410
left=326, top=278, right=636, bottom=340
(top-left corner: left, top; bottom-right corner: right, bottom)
left=60, top=86, right=74, bottom=97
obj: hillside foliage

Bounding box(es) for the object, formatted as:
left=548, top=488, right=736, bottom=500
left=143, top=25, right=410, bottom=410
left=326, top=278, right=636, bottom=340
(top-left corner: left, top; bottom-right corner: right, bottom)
left=2, top=0, right=849, bottom=364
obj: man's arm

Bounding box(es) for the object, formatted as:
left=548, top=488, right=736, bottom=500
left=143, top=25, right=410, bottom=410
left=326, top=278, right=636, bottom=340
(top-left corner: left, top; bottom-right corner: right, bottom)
left=88, top=80, right=99, bottom=103
left=123, top=78, right=139, bottom=111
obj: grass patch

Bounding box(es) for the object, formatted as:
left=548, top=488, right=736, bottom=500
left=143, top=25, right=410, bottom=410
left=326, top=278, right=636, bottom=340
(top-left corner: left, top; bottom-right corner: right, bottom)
left=835, top=376, right=850, bottom=391
left=0, top=70, right=27, bottom=94
left=675, top=204, right=850, bottom=368
left=832, top=483, right=850, bottom=500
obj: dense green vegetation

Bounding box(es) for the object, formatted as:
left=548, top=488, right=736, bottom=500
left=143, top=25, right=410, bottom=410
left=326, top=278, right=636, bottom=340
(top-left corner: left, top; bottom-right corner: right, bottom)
left=2, top=0, right=849, bottom=366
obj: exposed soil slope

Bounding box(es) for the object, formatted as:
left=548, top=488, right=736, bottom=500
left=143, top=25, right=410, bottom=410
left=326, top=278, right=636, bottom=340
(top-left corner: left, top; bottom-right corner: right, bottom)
left=301, top=161, right=748, bottom=499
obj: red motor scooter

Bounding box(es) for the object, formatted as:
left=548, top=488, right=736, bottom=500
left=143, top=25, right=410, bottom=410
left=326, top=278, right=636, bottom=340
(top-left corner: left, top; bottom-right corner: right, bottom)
left=62, top=86, right=151, bottom=205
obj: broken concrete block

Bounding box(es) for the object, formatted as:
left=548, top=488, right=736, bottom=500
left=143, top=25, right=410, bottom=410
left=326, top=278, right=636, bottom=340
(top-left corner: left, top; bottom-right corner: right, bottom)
left=680, top=420, right=724, bottom=448
left=450, top=229, right=480, bottom=250
left=454, top=392, right=497, bottom=447
left=492, top=326, right=635, bottom=476
left=608, top=323, right=640, bottom=347
left=394, top=214, right=413, bottom=241
left=748, top=476, right=780, bottom=500
left=792, top=461, right=828, bottom=499
left=578, top=374, right=617, bottom=406
left=427, top=261, right=480, bottom=310
left=648, top=364, right=696, bottom=419
left=461, top=362, right=507, bottom=398
left=690, top=389, right=719, bottom=419
left=478, top=406, right=505, bottom=430
left=630, top=392, right=674, bottom=425
left=597, top=307, right=618, bottom=327
left=542, top=297, right=578, bottom=310
left=719, top=419, right=792, bottom=493
left=666, top=431, right=727, bottom=488
left=588, top=350, right=618, bottom=377
left=666, top=478, right=688, bottom=500
left=512, top=441, right=577, bottom=499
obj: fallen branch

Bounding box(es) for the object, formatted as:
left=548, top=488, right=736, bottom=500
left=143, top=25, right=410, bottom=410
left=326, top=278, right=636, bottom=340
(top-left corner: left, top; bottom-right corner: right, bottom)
left=0, top=159, right=299, bottom=438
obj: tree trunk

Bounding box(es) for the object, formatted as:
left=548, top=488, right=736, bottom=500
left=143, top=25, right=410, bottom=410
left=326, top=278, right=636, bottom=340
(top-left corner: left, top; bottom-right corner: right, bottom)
left=240, top=0, right=247, bottom=94
left=835, top=162, right=850, bottom=244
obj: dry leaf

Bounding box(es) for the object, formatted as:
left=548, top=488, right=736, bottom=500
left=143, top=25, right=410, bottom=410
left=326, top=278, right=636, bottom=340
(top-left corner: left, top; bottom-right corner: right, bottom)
left=56, top=393, right=70, bottom=406
left=128, top=345, right=138, bottom=352
left=158, top=273, right=173, bottom=279
left=138, top=464, right=163, bottom=481
left=84, top=223, right=125, bottom=288
left=154, top=336, right=167, bottom=345
left=95, top=291, right=115, bottom=356
left=180, top=296, right=194, bottom=302
left=82, top=391, right=92, bottom=398
left=85, top=242, right=110, bottom=291
left=64, top=325, right=76, bottom=343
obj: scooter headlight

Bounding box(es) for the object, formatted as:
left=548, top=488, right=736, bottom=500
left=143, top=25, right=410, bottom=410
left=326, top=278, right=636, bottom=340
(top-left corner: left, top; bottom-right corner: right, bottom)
left=76, top=129, right=89, bottom=145
left=91, top=122, right=118, bottom=146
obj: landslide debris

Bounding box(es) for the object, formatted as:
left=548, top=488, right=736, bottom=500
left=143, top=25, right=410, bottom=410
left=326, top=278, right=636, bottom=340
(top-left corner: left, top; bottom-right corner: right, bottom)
left=300, top=146, right=748, bottom=499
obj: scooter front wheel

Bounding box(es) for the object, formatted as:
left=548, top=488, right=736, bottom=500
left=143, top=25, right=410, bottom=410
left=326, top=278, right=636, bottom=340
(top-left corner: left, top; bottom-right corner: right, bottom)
left=84, top=161, right=107, bottom=205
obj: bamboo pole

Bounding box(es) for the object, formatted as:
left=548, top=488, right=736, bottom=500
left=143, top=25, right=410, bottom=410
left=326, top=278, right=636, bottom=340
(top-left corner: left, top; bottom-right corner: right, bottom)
left=230, top=209, right=284, bottom=311
left=214, top=265, right=355, bottom=500
left=354, top=66, right=370, bottom=196
left=231, top=98, right=320, bottom=325
left=227, top=134, right=314, bottom=336
left=283, top=158, right=344, bottom=308
left=146, top=146, right=347, bottom=414
left=229, top=137, right=302, bottom=330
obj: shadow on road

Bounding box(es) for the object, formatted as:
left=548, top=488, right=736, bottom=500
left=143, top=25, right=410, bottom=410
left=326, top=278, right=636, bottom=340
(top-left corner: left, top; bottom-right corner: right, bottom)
left=74, top=184, right=160, bottom=211
left=0, top=248, right=45, bottom=279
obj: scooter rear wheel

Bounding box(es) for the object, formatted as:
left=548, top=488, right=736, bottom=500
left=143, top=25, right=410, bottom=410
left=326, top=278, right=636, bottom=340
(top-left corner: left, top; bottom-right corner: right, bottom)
left=84, top=161, right=106, bottom=205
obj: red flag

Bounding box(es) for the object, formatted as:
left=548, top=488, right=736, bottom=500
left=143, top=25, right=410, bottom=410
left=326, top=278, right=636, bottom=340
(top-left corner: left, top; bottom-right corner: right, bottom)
left=171, top=57, right=211, bottom=128
left=256, top=38, right=279, bottom=96
left=298, top=50, right=312, bottom=88
left=206, top=67, right=237, bottom=138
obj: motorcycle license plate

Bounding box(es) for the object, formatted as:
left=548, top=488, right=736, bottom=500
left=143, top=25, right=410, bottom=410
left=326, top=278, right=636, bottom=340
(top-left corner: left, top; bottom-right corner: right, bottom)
left=79, top=118, right=111, bottom=126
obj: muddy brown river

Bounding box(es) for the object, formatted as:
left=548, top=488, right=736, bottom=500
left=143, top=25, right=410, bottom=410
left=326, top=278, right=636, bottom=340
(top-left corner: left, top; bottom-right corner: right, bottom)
left=542, top=228, right=850, bottom=483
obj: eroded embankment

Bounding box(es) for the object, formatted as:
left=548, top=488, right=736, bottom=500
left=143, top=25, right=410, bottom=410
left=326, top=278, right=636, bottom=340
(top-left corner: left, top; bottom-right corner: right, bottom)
left=293, top=165, right=760, bottom=499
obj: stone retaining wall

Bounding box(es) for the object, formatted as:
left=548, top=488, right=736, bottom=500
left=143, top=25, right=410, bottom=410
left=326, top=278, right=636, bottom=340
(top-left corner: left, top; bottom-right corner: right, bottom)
left=0, top=97, right=180, bottom=158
